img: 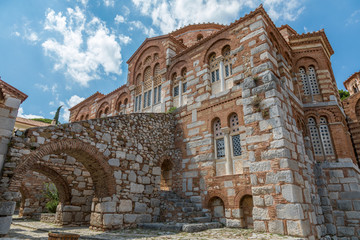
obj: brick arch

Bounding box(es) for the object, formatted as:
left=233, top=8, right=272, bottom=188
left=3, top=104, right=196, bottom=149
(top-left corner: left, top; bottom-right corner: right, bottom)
left=167, top=60, right=186, bottom=79
left=305, top=109, right=336, bottom=123
left=10, top=139, right=116, bottom=198
left=233, top=188, right=252, bottom=207
left=10, top=164, right=71, bottom=204
left=206, top=194, right=228, bottom=209
left=295, top=56, right=319, bottom=71
left=203, top=38, right=231, bottom=63
left=116, top=92, right=129, bottom=111
left=97, top=101, right=110, bottom=118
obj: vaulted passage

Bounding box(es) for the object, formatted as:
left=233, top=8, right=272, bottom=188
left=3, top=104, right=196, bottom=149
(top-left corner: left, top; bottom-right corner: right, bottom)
left=160, top=159, right=173, bottom=191
left=240, top=195, right=253, bottom=229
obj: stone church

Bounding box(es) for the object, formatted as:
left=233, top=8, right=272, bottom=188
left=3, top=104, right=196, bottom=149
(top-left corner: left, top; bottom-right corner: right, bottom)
left=1, top=5, right=359, bottom=240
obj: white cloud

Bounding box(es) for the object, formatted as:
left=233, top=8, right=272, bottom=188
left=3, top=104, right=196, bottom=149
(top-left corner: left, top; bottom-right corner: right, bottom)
left=103, top=0, right=115, bottom=7
left=129, top=20, right=156, bottom=37
left=123, top=6, right=130, bottom=16
left=346, top=9, right=360, bottom=25
left=18, top=107, right=44, bottom=119
left=114, top=14, right=125, bottom=24
left=119, top=34, right=132, bottom=45
left=75, top=0, right=88, bottom=6
left=67, top=95, right=85, bottom=108
left=131, top=0, right=305, bottom=34
left=13, top=31, right=20, bottom=37
left=35, top=83, right=49, bottom=92
left=42, top=7, right=123, bottom=87
left=58, top=95, right=85, bottom=122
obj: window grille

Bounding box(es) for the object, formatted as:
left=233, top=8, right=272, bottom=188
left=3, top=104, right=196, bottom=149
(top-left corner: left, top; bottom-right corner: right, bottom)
left=143, top=92, right=147, bottom=108
left=173, top=85, right=179, bottom=97
left=153, top=87, right=157, bottom=104
left=216, top=138, right=225, bottom=158
left=300, top=68, right=310, bottom=95
left=138, top=95, right=142, bottom=111
left=144, top=56, right=152, bottom=66
left=308, top=117, right=323, bottom=156
left=230, top=113, right=239, bottom=133
left=209, top=53, right=220, bottom=83
left=232, top=134, right=242, bottom=156
left=144, top=67, right=151, bottom=83
left=213, top=119, right=223, bottom=137
left=223, top=46, right=232, bottom=78
left=308, top=66, right=320, bottom=95
left=135, top=96, right=138, bottom=112
left=147, top=90, right=151, bottom=107
left=319, top=117, right=334, bottom=155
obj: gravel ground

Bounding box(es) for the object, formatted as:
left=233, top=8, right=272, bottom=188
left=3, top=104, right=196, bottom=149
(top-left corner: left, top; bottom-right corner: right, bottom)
left=4, top=218, right=305, bottom=240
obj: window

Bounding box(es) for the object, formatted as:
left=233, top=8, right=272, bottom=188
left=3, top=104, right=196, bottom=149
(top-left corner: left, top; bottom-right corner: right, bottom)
left=143, top=90, right=151, bottom=108
left=209, top=53, right=220, bottom=83
left=147, top=90, right=151, bottom=107
left=182, top=82, right=187, bottom=93
left=229, top=113, right=241, bottom=157
left=222, top=46, right=232, bottom=78
left=173, top=85, right=179, bottom=97
left=213, top=119, right=224, bottom=158
left=135, top=95, right=142, bottom=112
left=319, top=117, right=334, bottom=156
left=197, top=34, right=203, bottom=41
left=154, top=85, right=162, bottom=104
left=308, top=117, right=323, bottom=156
left=299, top=66, right=320, bottom=96
left=144, top=92, right=147, bottom=108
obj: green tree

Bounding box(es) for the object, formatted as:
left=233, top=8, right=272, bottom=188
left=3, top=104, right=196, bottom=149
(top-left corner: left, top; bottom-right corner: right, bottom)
left=43, top=183, right=59, bottom=213
left=30, top=118, right=53, bottom=124
left=339, top=89, right=350, bottom=101
left=53, top=106, right=63, bottom=125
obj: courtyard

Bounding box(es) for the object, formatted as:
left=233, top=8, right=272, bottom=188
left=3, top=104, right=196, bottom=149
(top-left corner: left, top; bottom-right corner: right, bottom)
left=6, top=217, right=303, bottom=240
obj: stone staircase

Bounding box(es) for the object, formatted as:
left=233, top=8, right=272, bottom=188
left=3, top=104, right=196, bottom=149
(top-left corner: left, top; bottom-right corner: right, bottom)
left=138, top=191, right=222, bottom=232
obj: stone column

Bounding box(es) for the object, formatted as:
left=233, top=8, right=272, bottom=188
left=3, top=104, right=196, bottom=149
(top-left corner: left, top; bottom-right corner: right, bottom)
left=219, top=58, right=225, bottom=92
left=179, top=79, right=183, bottom=107
left=222, top=127, right=233, bottom=175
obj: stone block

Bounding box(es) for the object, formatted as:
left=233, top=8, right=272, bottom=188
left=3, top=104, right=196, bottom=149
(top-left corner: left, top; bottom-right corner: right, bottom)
left=254, top=221, right=266, bottom=231
left=249, top=161, right=271, bottom=173
left=134, top=202, right=147, bottom=213
left=268, top=220, right=284, bottom=235
left=338, top=227, right=355, bottom=237
left=337, top=200, right=353, bottom=211
left=286, top=220, right=310, bottom=237
left=119, top=200, right=132, bottom=212
left=4, top=97, right=21, bottom=109
left=0, top=201, right=16, bottom=215
left=108, top=158, right=120, bottom=167
left=0, top=216, right=12, bottom=235
left=252, top=186, right=274, bottom=195
left=226, top=219, right=241, bottom=228
left=276, top=204, right=304, bottom=219
left=340, top=191, right=360, bottom=200
left=152, top=167, right=161, bottom=175
left=124, top=214, right=137, bottom=223
left=253, top=196, right=264, bottom=207
left=130, top=183, right=144, bottom=193
left=252, top=207, right=269, bottom=220
left=281, top=184, right=303, bottom=203
left=63, top=205, right=81, bottom=212
left=346, top=211, right=360, bottom=219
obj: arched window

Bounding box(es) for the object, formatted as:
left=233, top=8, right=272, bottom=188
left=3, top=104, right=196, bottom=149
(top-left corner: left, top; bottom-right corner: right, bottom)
left=85, top=114, right=89, bottom=120
left=179, top=39, right=183, bottom=44
left=172, top=72, right=179, bottom=97
left=98, top=110, right=103, bottom=118
left=229, top=113, right=241, bottom=157
left=197, top=34, right=203, bottom=41
left=153, top=63, right=161, bottom=105
left=222, top=46, right=232, bottom=78
left=299, top=67, right=310, bottom=96
left=144, top=56, right=152, bottom=66
left=308, top=66, right=320, bottom=95
left=80, top=115, right=84, bottom=121
left=154, top=53, right=159, bottom=61
left=144, top=67, right=151, bottom=83
left=104, top=107, right=109, bottom=115
left=124, top=98, right=128, bottom=106
left=353, top=86, right=358, bottom=94
left=136, top=74, right=141, bottom=86
left=308, top=117, right=323, bottom=156
left=319, top=117, right=334, bottom=155
left=209, top=53, right=220, bottom=83
left=213, top=118, right=224, bottom=158
left=143, top=66, right=152, bottom=108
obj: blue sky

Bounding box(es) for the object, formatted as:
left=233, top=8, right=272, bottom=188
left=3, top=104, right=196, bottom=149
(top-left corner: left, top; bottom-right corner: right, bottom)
left=0, top=0, right=359, bottom=122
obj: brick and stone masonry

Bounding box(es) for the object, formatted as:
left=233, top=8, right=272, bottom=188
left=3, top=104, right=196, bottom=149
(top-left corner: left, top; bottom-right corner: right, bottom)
left=1, top=5, right=360, bottom=240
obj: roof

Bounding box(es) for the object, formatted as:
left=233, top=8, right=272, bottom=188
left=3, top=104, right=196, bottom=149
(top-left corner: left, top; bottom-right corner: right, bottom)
left=278, top=24, right=298, bottom=35
left=344, top=71, right=360, bottom=86
left=169, top=23, right=225, bottom=37
left=0, top=79, right=28, bottom=103
left=16, top=117, right=51, bottom=127
left=69, top=91, right=104, bottom=111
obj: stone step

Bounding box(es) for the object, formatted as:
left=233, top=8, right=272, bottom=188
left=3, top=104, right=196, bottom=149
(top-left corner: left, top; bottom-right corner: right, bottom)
left=138, top=222, right=222, bottom=233
left=193, top=216, right=211, bottom=223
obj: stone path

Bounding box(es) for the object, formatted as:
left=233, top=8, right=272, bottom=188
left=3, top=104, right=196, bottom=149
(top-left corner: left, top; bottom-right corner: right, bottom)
left=5, top=219, right=305, bottom=240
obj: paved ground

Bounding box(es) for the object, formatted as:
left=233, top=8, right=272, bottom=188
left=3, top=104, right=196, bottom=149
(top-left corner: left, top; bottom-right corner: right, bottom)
left=4, top=218, right=304, bottom=240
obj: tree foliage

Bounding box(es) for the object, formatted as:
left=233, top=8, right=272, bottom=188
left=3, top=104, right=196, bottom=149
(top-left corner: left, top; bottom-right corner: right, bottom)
left=339, top=89, right=350, bottom=101
left=53, top=106, right=63, bottom=125
left=30, top=118, right=53, bottom=124
left=43, top=183, right=59, bottom=213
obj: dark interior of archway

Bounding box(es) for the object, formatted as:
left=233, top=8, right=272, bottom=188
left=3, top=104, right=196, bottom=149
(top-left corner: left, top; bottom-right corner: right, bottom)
left=30, top=164, right=71, bottom=204
left=60, top=150, right=115, bottom=198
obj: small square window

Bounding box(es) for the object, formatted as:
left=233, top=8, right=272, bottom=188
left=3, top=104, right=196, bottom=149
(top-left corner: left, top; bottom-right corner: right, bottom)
left=182, top=82, right=187, bottom=93
left=173, top=85, right=179, bottom=97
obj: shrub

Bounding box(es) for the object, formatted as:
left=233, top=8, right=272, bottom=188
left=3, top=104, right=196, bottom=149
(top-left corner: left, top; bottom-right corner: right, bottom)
left=43, top=183, right=59, bottom=213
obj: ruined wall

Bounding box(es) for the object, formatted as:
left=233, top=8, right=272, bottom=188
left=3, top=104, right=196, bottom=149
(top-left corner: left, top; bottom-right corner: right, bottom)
left=0, top=114, right=178, bottom=230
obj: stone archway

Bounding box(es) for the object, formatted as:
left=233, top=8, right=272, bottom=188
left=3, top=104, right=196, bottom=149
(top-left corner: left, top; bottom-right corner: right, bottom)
left=160, top=159, right=173, bottom=191
left=240, top=195, right=253, bottom=229
left=209, top=196, right=225, bottom=222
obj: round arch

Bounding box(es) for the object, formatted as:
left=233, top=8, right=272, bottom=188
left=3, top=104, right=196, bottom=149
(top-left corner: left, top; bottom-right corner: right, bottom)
left=9, top=139, right=116, bottom=198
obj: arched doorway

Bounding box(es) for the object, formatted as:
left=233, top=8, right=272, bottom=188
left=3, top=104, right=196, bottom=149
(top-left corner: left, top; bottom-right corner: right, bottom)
left=160, top=159, right=173, bottom=191
left=240, top=195, right=253, bottom=228
left=209, top=196, right=225, bottom=221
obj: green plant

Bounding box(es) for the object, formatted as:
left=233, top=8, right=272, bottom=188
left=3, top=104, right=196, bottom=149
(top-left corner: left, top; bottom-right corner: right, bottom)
left=167, top=107, right=177, bottom=114
left=339, top=89, right=350, bottom=101
left=43, top=183, right=59, bottom=213
left=53, top=106, right=63, bottom=125
left=30, top=118, right=53, bottom=124
left=262, top=109, right=269, bottom=118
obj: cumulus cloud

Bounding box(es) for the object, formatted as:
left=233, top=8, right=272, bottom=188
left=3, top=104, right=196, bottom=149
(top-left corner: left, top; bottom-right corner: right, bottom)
left=346, top=9, right=360, bottom=25
left=59, top=95, right=85, bottom=122
left=131, top=0, right=305, bottom=34
left=35, top=83, right=50, bottom=92
left=103, top=0, right=115, bottom=7
left=18, top=107, right=44, bottom=119
left=114, top=14, right=125, bottom=24
left=67, top=95, right=85, bottom=108
left=129, top=20, right=156, bottom=37
left=119, top=34, right=132, bottom=45
left=42, top=7, right=123, bottom=87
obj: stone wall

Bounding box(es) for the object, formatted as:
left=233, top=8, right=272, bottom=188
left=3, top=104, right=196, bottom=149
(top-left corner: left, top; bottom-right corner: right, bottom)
left=0, top=113, right=178, bottom=230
